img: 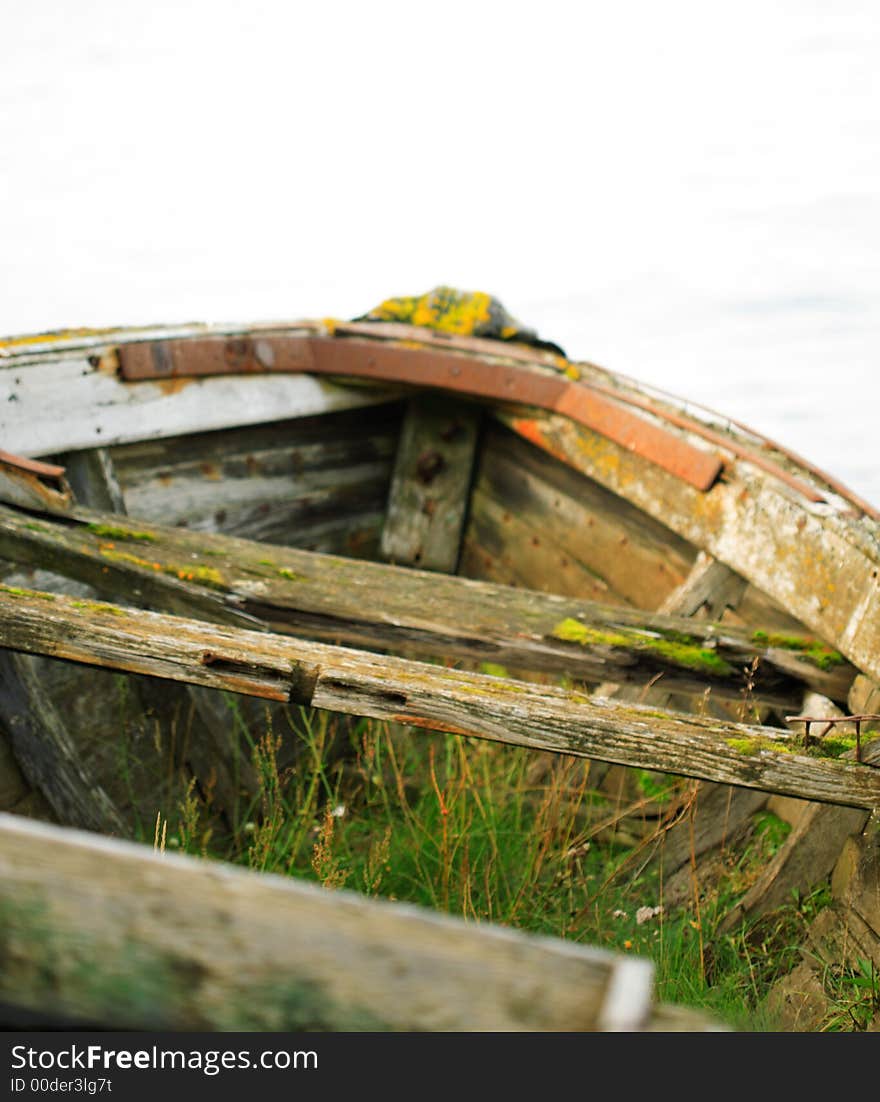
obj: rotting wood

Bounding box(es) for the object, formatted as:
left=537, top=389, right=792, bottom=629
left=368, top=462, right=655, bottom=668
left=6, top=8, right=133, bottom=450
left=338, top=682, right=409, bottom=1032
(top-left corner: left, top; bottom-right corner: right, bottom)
left=380, top=394, right=480, bottom=572
left=2, top=586, right=879, bottom=810
left=0, top=447, right=128, bottom=831
left=593, top=548, right=752, bottom=822
left=0, top=504, right=857, bottom=708
left=498, top=409, right=880, bottom=686
left=658, top=551, right=747, bottom=619
left=0, top=812, right=728, bottom=1032
left=55, top=445, right=258, bottom=813
left=461, top=421, right=696, bottom=610
left=718, top=693, right=880, bottom=932
left=0, top=652, right=124, bottom=834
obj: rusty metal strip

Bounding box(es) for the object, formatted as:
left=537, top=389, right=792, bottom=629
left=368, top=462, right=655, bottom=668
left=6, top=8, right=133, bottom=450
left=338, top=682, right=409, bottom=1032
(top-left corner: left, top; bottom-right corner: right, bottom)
left=119, top=336, right=723, bottom=492
left=0, top=452, right=72, bottom=513
left=0, top=450, right=66, bottom=481
left=571, top=379, right=827, bottom=505
left=594, top=368, right=880, bottom=521
left=328, top=325, right=851, bottom=509
left=119, top=335, right=315, bottom=379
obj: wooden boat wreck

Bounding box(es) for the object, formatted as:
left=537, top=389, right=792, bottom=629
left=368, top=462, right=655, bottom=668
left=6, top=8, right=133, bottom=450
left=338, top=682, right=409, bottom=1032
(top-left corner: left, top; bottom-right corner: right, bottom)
left=0, top=287, right=878, bottom=1031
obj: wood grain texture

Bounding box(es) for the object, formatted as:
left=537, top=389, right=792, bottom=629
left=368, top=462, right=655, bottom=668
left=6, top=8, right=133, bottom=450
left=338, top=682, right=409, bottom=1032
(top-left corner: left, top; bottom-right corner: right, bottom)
left=461, top=421, right=696, bottom=609
left=0, top=504, right=856, bottom=708
left=0, top=811, right=662, bottom=1032
left=108, top=403, right=401, bottom=554
left=380, top=395, right=480, bottom=572
left=1, top=587, right=878, bottom=809
left=500, top=410, right=880, bottom=685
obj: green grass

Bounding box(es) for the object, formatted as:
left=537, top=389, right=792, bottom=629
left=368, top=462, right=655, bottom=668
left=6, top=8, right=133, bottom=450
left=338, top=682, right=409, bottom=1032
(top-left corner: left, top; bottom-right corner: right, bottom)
left=151, top=703, right=857, bottom=1032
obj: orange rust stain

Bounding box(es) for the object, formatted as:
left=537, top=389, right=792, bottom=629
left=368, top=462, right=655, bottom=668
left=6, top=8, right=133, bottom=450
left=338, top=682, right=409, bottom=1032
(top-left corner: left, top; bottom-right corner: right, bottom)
left=155, top=377, right=195, bottom=397
left=392, top=714, right=474, bottom=737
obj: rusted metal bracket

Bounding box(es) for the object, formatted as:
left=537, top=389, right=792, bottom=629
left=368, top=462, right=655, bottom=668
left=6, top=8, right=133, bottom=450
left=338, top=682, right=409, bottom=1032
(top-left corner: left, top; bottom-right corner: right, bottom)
left=785, top=713, right=880, bottom=762
left=119, top=335, right=724, bottom=492
left=0, top=450, right=72, bottom=514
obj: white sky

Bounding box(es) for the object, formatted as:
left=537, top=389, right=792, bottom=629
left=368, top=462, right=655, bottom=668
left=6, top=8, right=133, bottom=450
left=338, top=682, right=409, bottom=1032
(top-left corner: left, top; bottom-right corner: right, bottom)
left=1, top=1, right=878, bottom=502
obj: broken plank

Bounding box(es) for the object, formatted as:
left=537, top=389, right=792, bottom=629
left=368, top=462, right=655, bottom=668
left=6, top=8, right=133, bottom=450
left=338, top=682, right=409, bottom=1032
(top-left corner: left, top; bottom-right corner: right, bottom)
left=2, top=586, right=879, bottom=809
left=381, top=394, right=480, bottom=572
left=0, top=504, right=857, bottom=708
left=0, top=811, right=664, bottom=1032
left=658, top=551, right=746, bottom=619
left=0, top=451, right=72, bottom=514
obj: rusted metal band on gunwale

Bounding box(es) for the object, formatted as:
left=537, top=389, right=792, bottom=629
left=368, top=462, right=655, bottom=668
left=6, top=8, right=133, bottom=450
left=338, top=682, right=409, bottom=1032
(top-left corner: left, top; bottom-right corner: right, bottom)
left=0, top=450, right=66, bottom=482
left=118, top=335, right=724, bottom=492
left=0, top=450, right=72, bottom=513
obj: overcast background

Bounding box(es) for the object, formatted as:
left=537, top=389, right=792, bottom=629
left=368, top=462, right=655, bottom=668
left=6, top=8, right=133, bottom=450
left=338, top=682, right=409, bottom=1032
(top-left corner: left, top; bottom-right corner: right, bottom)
left=1, top=1, right=878, bottom=506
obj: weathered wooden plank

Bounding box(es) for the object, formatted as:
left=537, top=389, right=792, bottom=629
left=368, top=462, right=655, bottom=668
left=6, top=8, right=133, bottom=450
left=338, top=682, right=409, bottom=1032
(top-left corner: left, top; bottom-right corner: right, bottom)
left=465, top=413, right=824, bottom=637
left=2, top=587, right=878, bottom=809
left=0, top=350, right=393, bottom=459
left=718, top=694, right=878, bottom=931
left=0, top=505, right=857, bottom=707
left=461, top=489, right=620, bottom=601
left=657, top=551, right=746, bottom=619
left=381, top=395, right=480, bottom=571
left=108, top=403, right=401, bottom=549
left=0, top=650, right=125, bottom=834
left=0, top=811, right=662, bottom=1032
left=0, top=446, right=130, bottom=831
left=499, top=410, right=880, bottom=685
left=462, top=421, right=696, bottom=609
left=61, top=447, right=128, bottom=514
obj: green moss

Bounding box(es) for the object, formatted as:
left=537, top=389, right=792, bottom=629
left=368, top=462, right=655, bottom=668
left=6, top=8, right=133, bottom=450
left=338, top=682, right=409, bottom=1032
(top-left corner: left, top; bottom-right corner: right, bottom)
left=70, top=599, right=127, bottom=617
left=0, top=584, right=56, bottom=600
left=87, top=523, right=157, bottom=542
left=751, top=630, right=845, bottom=670
left=98, top=547, right=226, bottom=590
left=809, top=734, right=858, bottom=759
left=552, top=617, right=629, bottom=647
left=479, top=662, right=510, bottom=678
left=752, top=810, right=791, bottom=849
left=23, top=522, right=48, bottom=532
left=99, top=548, right=156, bottom=570
left=551, top=617, right=733, bottom=676
left=725, top=736, right=793, bottom=756
left=277, top=567, right=307, bottom=582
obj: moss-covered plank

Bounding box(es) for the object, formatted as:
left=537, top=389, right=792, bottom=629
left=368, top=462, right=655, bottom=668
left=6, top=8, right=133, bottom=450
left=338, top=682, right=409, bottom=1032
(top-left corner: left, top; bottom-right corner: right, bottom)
left=1, top=587, right=878, bottom=809
left=0, top=503, right=856, bottom=709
